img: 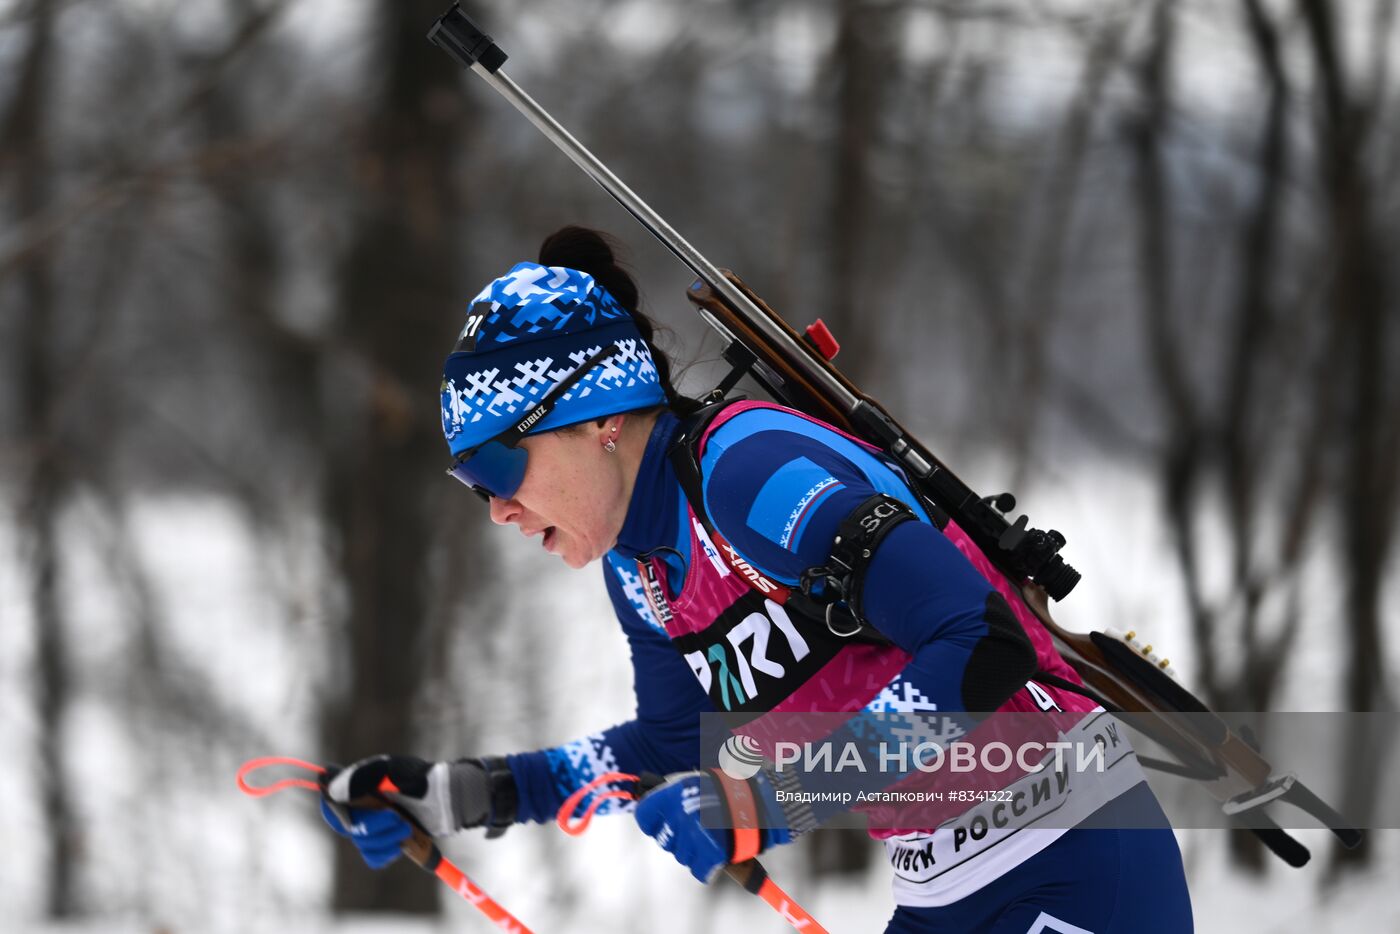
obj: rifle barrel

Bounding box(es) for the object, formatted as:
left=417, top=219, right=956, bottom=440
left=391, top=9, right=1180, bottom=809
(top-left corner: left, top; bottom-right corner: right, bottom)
left=432, top=3, right=861, bottom=413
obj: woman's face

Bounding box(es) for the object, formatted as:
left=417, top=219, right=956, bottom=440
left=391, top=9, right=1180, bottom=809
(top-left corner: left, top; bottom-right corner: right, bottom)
left=487, top=417, right=631, bottom=569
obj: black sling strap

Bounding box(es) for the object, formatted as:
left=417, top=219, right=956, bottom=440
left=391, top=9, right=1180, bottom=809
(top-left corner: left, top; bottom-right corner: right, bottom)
left=665, top=400, right=893, bottom=646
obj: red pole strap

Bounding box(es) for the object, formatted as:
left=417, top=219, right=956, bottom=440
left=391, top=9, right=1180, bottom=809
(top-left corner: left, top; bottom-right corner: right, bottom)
left=555, top=771, right=641, bottom=835
left=237, top=755, right=536, bottom=933
left=709, top=769, right=762, bottom=864
left=557, top=771, right=828, bottom=933
left=239, top=757, right=825, bottom=932
left=236, top=756, right=326, bottom=796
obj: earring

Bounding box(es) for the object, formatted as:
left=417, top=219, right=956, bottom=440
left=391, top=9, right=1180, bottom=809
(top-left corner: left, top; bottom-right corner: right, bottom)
left=604, top=439, right=617, bottom=453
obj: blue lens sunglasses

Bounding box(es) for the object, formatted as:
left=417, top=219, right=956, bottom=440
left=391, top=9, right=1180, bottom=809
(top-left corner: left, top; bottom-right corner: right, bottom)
left=446, top=343, right=619, bottom=502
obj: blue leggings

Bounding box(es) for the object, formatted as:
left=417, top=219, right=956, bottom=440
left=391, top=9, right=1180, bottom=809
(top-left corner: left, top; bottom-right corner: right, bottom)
left=885, top=785, right=1193, bottom=933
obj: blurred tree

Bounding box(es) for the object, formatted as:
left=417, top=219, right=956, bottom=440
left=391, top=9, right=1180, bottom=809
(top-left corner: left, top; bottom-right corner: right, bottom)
left=1127, top=0, right=1290, bottom=873
left=1000, top=5, right=1131, bottom=494
left=1297, top=0, right=1399, bottom=872
left=1, top=0, right=80, bottom=918
left=804, top=0, right=901, bottom=879
left=318, top=0, right=474, bottom=914
left=1125, top=0, right=1397, bottom=872
left=821, top=0, right=895, bottom=388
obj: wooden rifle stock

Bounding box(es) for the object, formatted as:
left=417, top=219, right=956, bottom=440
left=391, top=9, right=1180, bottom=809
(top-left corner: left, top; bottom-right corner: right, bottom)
left=1018, top=584, right=1272, bottom=796
left=686, top=275, right=856, bottom=427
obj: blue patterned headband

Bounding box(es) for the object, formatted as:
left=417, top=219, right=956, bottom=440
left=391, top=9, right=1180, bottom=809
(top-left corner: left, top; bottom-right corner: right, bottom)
left=440, top=262, right=668, bottom=455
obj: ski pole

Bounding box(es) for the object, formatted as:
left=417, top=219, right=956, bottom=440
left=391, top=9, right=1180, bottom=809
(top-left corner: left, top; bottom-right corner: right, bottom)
left=237, top=756, right=535, bottom=933
left=557, top=772, right=830, bottom=933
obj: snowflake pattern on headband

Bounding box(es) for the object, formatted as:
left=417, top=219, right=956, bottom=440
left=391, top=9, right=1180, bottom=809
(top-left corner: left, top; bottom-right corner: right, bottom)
left=440, top=339, right=660, bottom=440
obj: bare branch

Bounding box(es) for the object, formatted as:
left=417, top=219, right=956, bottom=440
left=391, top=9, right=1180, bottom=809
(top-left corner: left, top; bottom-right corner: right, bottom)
left=0, top=0, right=292, bottom=283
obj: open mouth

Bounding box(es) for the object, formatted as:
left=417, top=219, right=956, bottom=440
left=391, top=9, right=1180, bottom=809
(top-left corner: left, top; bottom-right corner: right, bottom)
left=542, top=527, right=557, bottom=551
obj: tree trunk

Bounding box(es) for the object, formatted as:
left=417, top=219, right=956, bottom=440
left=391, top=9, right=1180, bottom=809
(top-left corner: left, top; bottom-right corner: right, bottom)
left=3, top=0, right=79, bottom=918
left=322, top=0, right=470, bottom=913
left=1298, top=0, right=1396, bottom=871
left=823, top=0, right=895, bottom=388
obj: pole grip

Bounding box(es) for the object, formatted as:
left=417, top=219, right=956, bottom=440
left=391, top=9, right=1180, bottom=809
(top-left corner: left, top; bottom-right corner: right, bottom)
left=723, top=859, right=767, bottom=895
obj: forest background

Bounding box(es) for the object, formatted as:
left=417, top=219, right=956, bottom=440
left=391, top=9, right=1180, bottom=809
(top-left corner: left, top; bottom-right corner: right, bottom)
left=2, top=0, right=1398, bottom=931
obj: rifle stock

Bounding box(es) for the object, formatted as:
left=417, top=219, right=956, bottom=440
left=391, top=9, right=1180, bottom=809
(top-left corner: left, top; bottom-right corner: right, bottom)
left=1018, top=584, right=1273, bottom=796
left=687, top=275, right=854, bottom=427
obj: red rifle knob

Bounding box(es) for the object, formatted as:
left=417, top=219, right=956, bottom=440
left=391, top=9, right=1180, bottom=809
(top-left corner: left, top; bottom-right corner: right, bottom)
left=804, top=319, right=840, bottom=360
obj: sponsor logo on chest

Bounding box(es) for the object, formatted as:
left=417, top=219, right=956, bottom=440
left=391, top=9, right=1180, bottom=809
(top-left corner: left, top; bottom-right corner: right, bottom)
left=692, top=518, right=731, bottom=578
left=718, top=539, right=779, bottom=594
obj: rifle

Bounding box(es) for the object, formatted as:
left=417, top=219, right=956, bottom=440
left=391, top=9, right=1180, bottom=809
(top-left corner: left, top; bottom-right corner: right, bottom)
left=427, top=2, right=1360, bottom=867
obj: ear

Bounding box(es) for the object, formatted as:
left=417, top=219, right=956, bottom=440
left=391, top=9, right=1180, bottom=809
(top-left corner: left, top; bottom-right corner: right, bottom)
left=599, top=413, right=625, bottom=439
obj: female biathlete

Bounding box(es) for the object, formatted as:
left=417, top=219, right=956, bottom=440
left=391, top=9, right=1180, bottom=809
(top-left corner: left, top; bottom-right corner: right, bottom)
left=319, top=226, right=1193, bottom=933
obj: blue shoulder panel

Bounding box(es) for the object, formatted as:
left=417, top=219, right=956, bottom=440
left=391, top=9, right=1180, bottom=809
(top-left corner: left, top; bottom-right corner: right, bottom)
left=699, top=408, right=929, bottom=585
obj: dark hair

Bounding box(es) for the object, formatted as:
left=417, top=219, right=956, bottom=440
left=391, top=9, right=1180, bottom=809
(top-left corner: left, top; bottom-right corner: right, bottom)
left=538, top=225, right=701, bottom=418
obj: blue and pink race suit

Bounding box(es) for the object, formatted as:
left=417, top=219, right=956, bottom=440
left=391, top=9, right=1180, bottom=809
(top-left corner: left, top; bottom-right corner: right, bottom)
left=505, top=402, right=1191, bottom=931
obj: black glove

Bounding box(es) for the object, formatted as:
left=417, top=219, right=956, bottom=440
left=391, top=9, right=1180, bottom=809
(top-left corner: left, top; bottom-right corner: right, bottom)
left=321, top=754, right=518, bottom=869
left=326, top=754, right=502, bottom=835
